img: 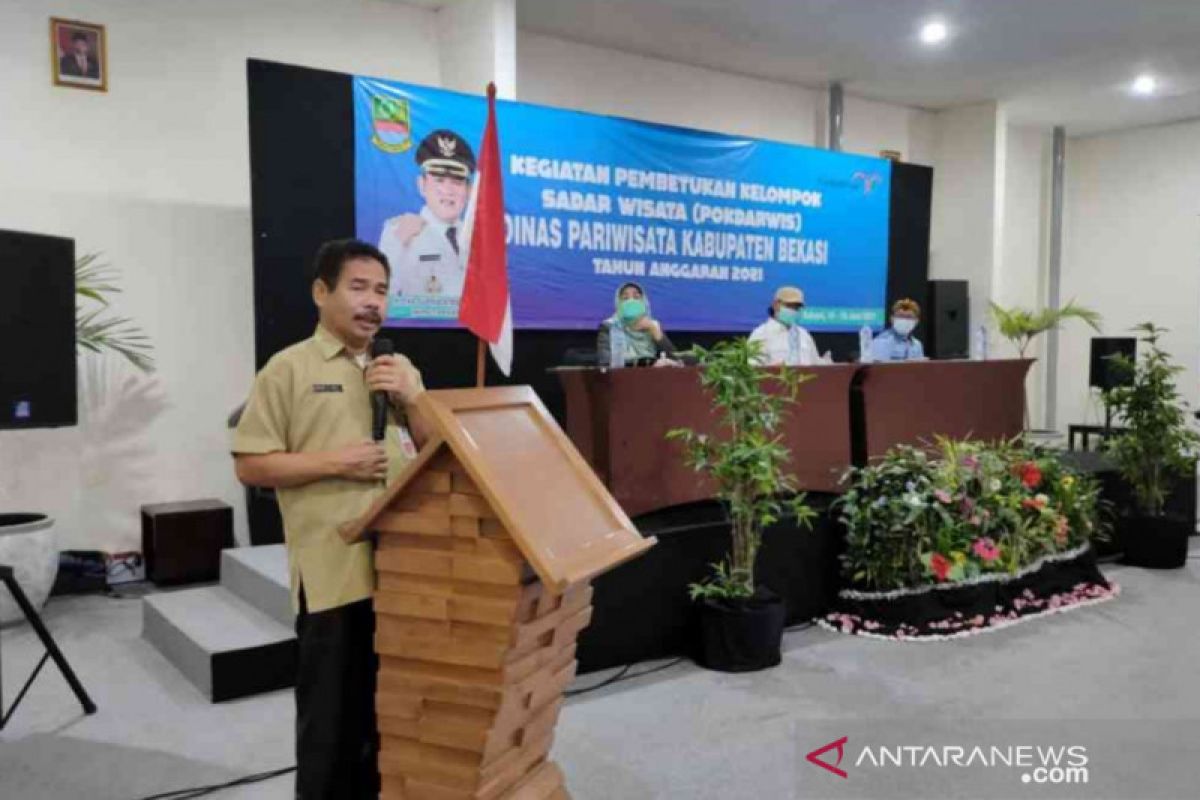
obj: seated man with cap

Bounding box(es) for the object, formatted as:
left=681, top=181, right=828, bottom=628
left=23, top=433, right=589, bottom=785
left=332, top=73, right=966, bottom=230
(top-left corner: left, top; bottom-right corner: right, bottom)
left=379, top=129, right=476, bottom=301
left=748, top=286, right=822, bottom=366
left=870, top=298, right=926, bottom=362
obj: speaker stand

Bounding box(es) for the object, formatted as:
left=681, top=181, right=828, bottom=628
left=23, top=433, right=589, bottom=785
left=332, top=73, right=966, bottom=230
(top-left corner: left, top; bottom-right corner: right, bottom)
left=0, top=564, right=97, bottom=729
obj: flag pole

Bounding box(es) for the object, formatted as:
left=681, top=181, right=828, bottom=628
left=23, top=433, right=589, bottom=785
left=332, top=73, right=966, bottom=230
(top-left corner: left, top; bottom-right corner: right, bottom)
left=461, top=80, right=511, bottom=387
left=475, top=337, right=486, bottom=387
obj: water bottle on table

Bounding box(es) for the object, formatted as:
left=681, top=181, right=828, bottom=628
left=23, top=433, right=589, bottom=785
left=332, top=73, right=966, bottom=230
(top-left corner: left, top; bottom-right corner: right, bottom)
left=970, top=325, right=989, bottom=361
left=608, top=323, right=626, bottom=369
left=859, top=324, right=874, bottom=363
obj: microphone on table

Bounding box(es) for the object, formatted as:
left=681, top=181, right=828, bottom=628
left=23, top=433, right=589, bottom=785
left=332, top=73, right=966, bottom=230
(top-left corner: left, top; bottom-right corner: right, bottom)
left=369, top=338, right=394, bottom=442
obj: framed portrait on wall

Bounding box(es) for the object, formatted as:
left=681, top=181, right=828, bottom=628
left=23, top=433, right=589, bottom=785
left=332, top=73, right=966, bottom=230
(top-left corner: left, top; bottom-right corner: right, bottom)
left=50, top=18, right=107, bottom=92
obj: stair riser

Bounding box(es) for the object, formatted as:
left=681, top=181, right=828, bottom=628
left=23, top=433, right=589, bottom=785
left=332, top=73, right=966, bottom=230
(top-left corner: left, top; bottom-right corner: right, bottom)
left=220, top=548, right=293, bottom=628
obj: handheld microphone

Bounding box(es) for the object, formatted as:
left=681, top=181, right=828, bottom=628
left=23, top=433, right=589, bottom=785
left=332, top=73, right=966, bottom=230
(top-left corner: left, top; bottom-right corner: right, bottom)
left=369, top=338, right=394, bottom=442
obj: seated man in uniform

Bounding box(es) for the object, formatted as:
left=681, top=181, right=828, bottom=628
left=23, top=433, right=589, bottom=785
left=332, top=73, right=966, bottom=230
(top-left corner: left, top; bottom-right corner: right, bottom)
left=748, top=286, right=821, bottom=366
left=870, top=298, right=926, bottom=361
left=232, top=239, right=430, bottom=799
left=596, top=281, right=680, bottom=366
left=379, top=129, right=476, bottom=302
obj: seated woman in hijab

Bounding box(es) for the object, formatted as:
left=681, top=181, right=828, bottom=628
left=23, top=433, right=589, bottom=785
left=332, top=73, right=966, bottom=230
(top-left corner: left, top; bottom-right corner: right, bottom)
left=596, top=281, right=681, bottom=366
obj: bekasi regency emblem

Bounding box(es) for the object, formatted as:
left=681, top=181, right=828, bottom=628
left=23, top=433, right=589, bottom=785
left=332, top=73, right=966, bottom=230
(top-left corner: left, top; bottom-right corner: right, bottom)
left=370, top=95, right=412, bottom=153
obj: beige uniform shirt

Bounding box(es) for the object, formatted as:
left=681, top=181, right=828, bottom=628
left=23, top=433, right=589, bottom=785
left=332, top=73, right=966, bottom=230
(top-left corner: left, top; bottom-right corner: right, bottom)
left=232, top=325, right=423, bottom=614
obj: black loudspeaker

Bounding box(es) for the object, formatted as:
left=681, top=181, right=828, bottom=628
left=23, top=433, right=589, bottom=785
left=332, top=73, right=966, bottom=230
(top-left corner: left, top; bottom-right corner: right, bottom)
left=0, top=230, right=77, bottom=429
left=924, top=280, right=969, bottom=359
left=1090, top=337, right=1136, bottom=391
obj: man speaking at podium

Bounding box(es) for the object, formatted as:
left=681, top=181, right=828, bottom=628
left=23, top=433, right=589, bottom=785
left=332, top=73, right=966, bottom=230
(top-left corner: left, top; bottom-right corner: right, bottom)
left=232, top=239, right=429, bottom=799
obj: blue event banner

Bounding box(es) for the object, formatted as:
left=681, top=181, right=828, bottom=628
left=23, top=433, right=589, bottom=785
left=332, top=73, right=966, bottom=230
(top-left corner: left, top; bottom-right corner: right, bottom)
left=353, top=76, right=891, bottom=333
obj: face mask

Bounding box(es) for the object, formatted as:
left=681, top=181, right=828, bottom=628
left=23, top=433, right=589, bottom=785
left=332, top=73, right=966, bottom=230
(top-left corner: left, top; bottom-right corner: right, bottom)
left=776, top=307, right=800, bottom=327
left=618, top=298, right=646, bottom=323
left=893, top=318, right=917, bottom=336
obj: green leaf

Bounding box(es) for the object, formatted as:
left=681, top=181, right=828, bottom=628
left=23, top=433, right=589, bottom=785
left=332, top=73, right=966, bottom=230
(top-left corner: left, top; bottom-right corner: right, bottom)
left=74, top=252, right=155, bottom=373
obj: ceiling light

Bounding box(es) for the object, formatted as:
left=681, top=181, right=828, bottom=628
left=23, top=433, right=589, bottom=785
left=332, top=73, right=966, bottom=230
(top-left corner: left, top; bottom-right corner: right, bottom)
left=919, top=20, right=949, bottom=46
left=1131, top=74, right=1157, bottom=96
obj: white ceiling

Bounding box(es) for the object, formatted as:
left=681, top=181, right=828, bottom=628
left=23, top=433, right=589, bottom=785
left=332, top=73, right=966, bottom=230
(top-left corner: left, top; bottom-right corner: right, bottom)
left=513, top=0, right=1200, bottom=135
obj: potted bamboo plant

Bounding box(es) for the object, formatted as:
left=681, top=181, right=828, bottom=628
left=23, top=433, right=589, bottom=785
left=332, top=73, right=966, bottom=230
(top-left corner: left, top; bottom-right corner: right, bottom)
left=667, top=338, right=816, bottom=672
left=1103, top=323, right=1199, bottom=568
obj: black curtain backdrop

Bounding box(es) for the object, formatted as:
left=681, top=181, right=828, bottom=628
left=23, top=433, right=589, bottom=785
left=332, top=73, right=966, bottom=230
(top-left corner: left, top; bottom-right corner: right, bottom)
left=248, top=58, right=932, bottom=424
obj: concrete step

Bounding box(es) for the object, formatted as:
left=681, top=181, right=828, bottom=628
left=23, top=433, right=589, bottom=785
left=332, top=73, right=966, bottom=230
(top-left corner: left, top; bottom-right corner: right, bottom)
left=220, top=544, right=292, bottom=628
left=142, top=585, right=296, bottom=702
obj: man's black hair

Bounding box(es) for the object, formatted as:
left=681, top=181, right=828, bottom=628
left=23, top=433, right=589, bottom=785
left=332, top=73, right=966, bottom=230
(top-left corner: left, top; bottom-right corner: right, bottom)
left=71, top=31, right=88, bottom=43
left=311, top=239, right=391, bottom=289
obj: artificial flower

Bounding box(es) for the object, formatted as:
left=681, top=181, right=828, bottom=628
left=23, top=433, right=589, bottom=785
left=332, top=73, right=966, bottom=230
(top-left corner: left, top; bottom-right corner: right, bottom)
left=934, top=489, right=953, bottom=504
left=1015, top=461, right=1042, bottom=489
left=929, top=553, right=952, bottom=582
left=972, top=537, right=1001, bottom=562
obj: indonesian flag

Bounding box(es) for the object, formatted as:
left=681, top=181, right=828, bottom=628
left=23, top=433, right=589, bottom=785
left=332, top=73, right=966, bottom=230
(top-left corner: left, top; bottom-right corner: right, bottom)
left=458, top=83, right=512, bottom=376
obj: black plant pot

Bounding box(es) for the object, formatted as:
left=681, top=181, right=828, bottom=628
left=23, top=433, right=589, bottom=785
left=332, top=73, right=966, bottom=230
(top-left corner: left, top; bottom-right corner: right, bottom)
left=1119, top=513, right=1191, bottom=569
left=697, top=588, right=785, bottom=673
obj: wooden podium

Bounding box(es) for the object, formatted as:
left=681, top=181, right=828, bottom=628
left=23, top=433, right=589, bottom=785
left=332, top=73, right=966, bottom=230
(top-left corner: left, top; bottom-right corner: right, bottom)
left=343, top=386, right=655, bottom=800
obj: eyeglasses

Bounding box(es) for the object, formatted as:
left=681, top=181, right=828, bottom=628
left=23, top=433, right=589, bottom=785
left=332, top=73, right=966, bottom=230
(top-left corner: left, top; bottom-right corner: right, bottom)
left=781, top=302, right=804, bottom=310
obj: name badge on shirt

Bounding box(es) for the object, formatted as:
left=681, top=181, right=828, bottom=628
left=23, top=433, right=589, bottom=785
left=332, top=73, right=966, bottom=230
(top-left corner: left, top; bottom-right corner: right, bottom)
left=395, top=425, right=419, bottom=459
left=418, top=254, right=441, bottom=262
left=312, top=383, right=343, bottom=393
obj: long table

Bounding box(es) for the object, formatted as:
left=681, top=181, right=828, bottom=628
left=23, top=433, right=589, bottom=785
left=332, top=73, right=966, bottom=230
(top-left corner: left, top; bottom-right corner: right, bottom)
left=556, top=359, right=1033, bottom=517
left=858, top=359, right=1034, bottom=459
left=556, top=364, right=857, bottom=517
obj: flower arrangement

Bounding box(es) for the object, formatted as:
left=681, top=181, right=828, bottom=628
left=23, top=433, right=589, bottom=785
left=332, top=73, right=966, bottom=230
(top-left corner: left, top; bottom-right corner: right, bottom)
left=836, top=438, right=1105, bottom=592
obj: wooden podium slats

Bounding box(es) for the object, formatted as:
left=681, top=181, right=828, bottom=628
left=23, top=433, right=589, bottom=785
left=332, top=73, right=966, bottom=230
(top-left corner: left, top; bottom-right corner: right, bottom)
left=377, top=512, right=453, bottom=537
left=449, top=492, right=496, bottom=518
left=452, top=471, right=483, bottom=496
left=372, top=464, right=585, bottom=800
left=377, top=573, right=527, bottom=602
left=350, top=388, right=655, bottom=799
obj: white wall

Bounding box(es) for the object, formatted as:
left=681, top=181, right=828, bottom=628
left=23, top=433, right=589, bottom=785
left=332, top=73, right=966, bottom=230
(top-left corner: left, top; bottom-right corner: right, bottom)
left=439, top=0, right=517, bottom=98
left=999, top=125, right=1053, bottom=425
left=0, top=0, right=440, bottom=551
left=516, top=32, right=936, bottom=163
left=842, top=95, right=936, bottom=166
left=1058, top=118, right=1200, bottom=429
left=928, top=103, right=1004, bottom=336
left=517, top=32, right=821, bottom=145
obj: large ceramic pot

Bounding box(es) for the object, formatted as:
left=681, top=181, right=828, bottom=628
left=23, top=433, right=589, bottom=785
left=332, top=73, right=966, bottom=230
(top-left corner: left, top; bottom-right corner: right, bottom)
left=0, top=514, right=58, bottom=625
